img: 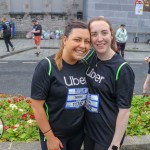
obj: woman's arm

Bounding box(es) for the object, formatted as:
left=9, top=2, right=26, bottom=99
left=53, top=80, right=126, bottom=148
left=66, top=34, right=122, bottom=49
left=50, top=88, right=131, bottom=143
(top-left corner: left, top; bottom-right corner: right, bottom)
left=108, top=108, right=130, bottom=150
left=31, top=99, right=63, bottom=150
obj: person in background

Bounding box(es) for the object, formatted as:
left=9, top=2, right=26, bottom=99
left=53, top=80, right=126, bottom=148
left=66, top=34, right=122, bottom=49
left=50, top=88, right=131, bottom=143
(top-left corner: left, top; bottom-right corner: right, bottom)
left=31, top=19, right=42, bottom=56
left=1, top=16, right=15, bottom=52
left=115, top=24, right=128, bottom=58
left=142, top=56, right=150, bottom=96
left=84, top=17, right=135, bottom=150
left=30, top=20, right=90, bottom=150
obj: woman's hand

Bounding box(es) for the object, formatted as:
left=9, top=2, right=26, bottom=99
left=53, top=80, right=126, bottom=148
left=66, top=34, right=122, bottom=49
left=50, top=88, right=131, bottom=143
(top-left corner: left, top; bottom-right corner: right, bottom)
left=47, top=135, right=63, bottom=150
left=30, top=99, right=63, bottom=150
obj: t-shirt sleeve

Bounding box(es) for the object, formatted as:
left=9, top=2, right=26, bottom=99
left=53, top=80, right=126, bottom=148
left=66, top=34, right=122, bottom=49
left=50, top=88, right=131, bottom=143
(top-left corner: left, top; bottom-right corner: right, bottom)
left=115, top=64, right=135, bottom=108
left=31, top=59, right=51, bottom=100
left=2, top=24, right=6, bottom=30
left=37, top=24, right=42, bottom=31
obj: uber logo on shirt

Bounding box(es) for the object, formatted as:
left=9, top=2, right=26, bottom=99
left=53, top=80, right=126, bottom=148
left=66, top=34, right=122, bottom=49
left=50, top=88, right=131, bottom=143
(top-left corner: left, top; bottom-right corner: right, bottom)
left=86, top=68, right=105, bottom=83
left=64, top=76, right=87, bottom=86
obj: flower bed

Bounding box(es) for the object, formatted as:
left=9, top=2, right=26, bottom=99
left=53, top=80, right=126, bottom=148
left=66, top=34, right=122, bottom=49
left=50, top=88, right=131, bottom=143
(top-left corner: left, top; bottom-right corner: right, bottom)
left=0, top=95, right=39, bottom=142
left=126, top=95, right=150, bottom=135
left=0, top=95, right=149, bottom=142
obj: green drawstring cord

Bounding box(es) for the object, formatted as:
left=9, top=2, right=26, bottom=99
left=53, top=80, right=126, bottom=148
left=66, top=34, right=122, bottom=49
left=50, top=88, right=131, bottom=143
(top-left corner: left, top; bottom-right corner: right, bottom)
left=44, top=103, right=49, bottom=141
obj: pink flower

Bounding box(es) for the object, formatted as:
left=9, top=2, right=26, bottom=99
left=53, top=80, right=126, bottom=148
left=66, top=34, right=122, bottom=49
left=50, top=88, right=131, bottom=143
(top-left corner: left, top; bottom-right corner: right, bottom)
left=4, top=126, right=9, bottom=130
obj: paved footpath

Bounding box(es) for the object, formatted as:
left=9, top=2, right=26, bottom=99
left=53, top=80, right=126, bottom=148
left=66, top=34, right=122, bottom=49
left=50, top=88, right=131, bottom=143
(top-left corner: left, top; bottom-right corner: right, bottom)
left=0, top=38, right=150, bottom=59
left=0, top=39, right=60, bottom=59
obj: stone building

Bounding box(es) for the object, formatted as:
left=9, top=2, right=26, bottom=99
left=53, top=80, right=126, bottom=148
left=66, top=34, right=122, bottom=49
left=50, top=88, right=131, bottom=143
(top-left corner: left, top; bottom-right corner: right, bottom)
left=0, top=0, right=83, bottom=37
left=0, top=0, right=150, bottom=42
left=84, top=0, right=150, bottom=42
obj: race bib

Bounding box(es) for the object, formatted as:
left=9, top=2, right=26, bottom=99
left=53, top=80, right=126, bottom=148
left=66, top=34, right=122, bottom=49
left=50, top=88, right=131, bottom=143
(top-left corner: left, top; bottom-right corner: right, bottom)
left=85, top=93, right=100, bottom=113
left=65, top=88, right=88, bottom=109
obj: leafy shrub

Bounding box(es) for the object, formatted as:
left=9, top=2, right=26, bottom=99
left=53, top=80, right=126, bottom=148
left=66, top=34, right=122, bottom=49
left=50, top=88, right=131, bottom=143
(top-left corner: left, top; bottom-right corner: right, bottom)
left=0, top=95, right=149, bottom=142
left=126, top=95, right=150, bottom=135
left=0, top=95, right=39, bottom=142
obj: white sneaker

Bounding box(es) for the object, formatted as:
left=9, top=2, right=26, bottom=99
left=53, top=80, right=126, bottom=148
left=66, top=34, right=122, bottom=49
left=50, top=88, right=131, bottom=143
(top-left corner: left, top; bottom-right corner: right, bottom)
left=12, top=47, right=15, bottom=51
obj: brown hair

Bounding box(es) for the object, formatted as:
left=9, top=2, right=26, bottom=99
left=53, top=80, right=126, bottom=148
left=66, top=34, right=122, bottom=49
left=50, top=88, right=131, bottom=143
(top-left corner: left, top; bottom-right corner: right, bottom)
left=88, top=17, right=117, bottom=52
left=1, top=16, right=6, bottom=22
left=55, top=20, right=88, bottom=70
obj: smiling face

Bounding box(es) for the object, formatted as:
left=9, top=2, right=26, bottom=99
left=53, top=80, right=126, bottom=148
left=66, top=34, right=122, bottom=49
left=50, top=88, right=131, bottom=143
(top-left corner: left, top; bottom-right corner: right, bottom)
left=62, top=28, right=90, bottom=64
left=90, top=20, right=113, bottom=56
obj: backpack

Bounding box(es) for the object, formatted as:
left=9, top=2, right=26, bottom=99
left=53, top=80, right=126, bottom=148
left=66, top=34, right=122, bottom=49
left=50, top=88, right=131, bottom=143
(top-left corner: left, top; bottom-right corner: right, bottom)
left=5, top=22, right=11, bottom=36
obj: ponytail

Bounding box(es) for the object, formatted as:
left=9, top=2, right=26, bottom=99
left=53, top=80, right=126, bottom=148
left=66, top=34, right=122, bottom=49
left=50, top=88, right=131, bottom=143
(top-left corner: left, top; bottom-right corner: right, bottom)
left=55, top=39, right=64, bottom=70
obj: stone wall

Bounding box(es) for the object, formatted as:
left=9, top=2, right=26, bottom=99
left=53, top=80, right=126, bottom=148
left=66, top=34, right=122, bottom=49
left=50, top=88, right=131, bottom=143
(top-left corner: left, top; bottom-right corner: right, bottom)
left=84, top=0, right=150, bottom=42
left=0, top=0, right=83, bottom=38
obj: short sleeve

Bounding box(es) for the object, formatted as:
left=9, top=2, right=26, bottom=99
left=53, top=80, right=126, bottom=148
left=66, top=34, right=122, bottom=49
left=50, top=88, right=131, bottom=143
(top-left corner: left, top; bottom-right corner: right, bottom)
left=37, top=24, right=42, bottom=30
left=115, top=64, right=135, bottom=108
left=2, top=23, right=6, bottom=30
left=31, top=59, right=51, bottom=100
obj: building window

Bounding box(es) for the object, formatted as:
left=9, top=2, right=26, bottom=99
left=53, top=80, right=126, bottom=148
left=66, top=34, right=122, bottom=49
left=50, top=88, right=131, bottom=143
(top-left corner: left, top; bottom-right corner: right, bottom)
left=51, top=0, right=64, bottom=13
left=9, top=0, right=65, bottom=14
left=30, top=0, right=43, bottom=13
left=10, top=0, right=23, bottom=13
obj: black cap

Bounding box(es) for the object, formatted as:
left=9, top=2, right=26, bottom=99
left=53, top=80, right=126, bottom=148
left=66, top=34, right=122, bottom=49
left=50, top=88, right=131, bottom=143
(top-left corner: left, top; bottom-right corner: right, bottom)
left=32, top=19, right=37, bottom=22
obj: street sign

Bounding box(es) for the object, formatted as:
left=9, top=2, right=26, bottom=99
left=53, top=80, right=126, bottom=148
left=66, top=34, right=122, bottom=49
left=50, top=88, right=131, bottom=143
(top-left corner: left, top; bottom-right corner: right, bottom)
left=135, top=0, right=144, bottom=15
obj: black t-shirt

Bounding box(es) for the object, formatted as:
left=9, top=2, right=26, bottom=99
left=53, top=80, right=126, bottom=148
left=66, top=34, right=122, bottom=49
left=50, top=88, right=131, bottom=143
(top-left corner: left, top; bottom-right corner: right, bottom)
left=2, top=22, right=11, bottom=37
left=33, top=24, right=42, bottom=36
left=31, top=55, right=88, bottom=138
left=84, top=52, right=135, bottom=147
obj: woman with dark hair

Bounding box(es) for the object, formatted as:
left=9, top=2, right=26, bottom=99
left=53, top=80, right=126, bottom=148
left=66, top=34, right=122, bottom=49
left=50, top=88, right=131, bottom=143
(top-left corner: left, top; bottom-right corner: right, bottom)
left=30, top=20, right=90, bottom=150
left=115, top=24, right=128, bottom=58
left=84, top=17, right=135, bottom=150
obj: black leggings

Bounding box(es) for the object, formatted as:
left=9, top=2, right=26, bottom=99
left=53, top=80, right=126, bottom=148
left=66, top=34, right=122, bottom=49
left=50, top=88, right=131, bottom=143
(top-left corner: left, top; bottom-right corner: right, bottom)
left=117, top=42, right=126, bottom=58
left=4, top=35, right=13, bottom=51
left=84, top=135, right=108, bottom=150
left=40, top=131, right=84, bottom=150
